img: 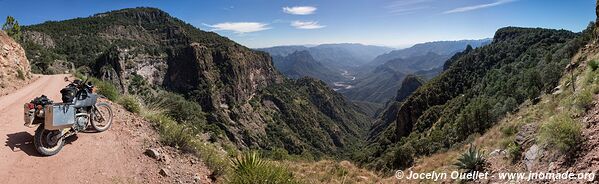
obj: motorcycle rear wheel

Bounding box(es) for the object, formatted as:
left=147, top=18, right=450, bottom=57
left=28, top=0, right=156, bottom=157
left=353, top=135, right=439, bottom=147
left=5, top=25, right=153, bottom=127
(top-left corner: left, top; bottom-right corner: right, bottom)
left=33, top=125, right=64, bottom=156
left=92, top=102, right=113, bottom=132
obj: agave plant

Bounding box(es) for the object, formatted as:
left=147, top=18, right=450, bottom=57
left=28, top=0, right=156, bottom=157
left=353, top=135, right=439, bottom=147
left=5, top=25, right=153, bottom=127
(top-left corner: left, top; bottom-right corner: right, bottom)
left=454, top=145, right=486, bottom=173
left=229, top=151, right=299, bottom=184
left=231, top=151, right=266, bottom=173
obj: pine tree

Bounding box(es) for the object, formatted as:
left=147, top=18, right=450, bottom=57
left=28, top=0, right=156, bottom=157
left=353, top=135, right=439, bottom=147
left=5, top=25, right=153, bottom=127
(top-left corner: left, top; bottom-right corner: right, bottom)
left=2, top=16, right=22, bottom=41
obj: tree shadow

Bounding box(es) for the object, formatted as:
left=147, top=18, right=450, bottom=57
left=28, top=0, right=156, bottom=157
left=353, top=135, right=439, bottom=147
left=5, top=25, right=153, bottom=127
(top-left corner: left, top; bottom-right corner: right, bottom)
left=5, top=131, right=79, bottom=157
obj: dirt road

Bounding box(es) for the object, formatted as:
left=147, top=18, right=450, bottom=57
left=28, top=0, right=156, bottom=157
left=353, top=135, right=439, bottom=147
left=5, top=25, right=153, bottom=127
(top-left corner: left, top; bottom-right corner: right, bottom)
left=0, top=75, right=165, bottom=183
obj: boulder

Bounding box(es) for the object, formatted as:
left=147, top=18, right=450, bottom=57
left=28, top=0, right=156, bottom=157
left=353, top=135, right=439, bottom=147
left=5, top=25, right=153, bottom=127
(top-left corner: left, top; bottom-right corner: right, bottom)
left=524, top=144, right=541, bottom=171
left=145, top=148, right=160, bottom=159
left=159, top=168, right=171, bottom=177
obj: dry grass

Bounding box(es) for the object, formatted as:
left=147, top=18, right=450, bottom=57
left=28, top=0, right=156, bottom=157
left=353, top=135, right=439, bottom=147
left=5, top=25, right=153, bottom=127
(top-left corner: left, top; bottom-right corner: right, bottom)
left=283, top=160, right=391, bottom=184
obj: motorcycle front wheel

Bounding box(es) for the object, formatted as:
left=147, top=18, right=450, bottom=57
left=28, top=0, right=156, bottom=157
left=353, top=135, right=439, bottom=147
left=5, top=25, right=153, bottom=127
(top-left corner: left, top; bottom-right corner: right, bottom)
left=92, top=102, right=113, bottom=132
left=33, top=125, right=64, bottom=156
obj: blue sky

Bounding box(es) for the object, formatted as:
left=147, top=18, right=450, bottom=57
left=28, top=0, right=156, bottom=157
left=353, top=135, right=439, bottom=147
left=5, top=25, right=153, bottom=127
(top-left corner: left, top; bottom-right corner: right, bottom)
left=0, top=0, right=595, bottom=48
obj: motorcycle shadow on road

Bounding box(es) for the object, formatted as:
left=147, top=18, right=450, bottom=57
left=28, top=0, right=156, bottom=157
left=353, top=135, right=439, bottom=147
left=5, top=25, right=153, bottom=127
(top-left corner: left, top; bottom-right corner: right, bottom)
left=5, top=131, right=78, bottom=157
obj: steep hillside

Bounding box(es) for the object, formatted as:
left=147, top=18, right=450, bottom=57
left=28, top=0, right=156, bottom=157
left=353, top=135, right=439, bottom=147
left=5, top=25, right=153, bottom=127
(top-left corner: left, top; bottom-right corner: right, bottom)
left=368, top=75, right=424, bottom=140
left=359, top=26, right=589, bottom=171
left=390, top=21, right=598, bottom=184
left=21, top=7, right=371, bottom=157
left=0, top=31, right=33, bottom=95
left=272, top=50, right=344, bottom=84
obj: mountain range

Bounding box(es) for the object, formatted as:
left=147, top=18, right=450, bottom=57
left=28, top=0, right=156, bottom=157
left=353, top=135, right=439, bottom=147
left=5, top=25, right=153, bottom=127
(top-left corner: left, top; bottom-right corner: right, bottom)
left=20, top=7, right=372, bottom=157
left=336, top=39, right=490, bottom=110
left=271, top=50, right=345, bottom=84
left=11, top=5, right=594, bottom=182
left=370, top=39, right=491, bottom=67
left=259, top=43, right=393, bottom=68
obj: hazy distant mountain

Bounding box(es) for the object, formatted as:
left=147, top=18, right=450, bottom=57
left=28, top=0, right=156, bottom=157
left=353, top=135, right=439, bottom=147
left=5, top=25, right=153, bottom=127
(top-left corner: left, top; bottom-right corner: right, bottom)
left=338, top=39, right=490, bottom=106
left=338, top=64, right=407, bottom=105
left=272, top=50, right=344, bottom=84
left=259, top=43, right=394, bottom=68
left=339, top=52, right=448, bottom=105
left=308, top=44, right=394, bottom=67
left=370, top=39, right=491, bottom=66
left=258, top=45, right=308, bottom=57
left=377, top=51, right=452, bottom=73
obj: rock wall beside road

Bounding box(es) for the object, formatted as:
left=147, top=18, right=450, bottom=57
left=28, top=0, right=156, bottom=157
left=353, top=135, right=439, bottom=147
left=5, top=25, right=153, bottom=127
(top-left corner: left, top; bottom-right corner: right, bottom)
left=0, top=30, right=33, bottom=96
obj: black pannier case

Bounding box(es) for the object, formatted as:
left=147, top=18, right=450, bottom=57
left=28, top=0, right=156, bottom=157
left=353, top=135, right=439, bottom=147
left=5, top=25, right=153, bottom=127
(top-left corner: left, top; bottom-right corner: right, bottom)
left=60, top=87, right=77, bottom=103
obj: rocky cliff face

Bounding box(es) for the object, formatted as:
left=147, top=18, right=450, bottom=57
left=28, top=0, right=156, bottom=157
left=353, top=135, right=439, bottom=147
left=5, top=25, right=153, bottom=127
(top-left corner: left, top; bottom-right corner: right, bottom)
left=394, top=75, right=423, bottom=102
left=0, top=31, right=32, bottom=95
left=21, top=8, right=370, bottom=156
left=366, top=75, right=423, bottom=141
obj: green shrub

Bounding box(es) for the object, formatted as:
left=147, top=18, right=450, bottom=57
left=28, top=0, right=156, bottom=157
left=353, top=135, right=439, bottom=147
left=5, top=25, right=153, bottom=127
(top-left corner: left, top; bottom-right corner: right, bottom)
left=454, top=145, right=486, bottom=173
left=333, top=164, right=349, bottom=177
left=143, top=96, right=230, bottom=180
left=16, top=69, right=25, bottom=80
left=506, top=142, right=521, bottom=163
left=500, top=124, right=519, bottom=137
left=537, top=114, right=582, bottom=153
left=146, top=114, right=195, bottom=149
left=264, top=148, right=290, bottom=160
left=229, top=152, right=300, bottom=184
left=94, top=79, right=120, bottom=101
left=141, top=91, right=210, bottom=130
left=189, top=141, right=231, bottom=180
left=574, top=89, right=593, bottom=110
left=391, top=144, right=415, bottom=169
left=118, top=95, right=141, bottom=114
left=589, top=60, right=599, bottom=71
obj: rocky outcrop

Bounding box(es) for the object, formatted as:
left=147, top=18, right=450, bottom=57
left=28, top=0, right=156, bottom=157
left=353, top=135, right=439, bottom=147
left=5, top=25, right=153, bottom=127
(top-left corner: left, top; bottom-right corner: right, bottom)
left=0, top=31, right=32, bottom=95
left=395, top=75, right=423, bottom=102
left=22, top=31, right=55, bottom=49
left=162, top=42, right=288, bottom=147
left=165, top=42, right=281, bottom=111
left=93, top=46, right=168, bottom=93
left=366, top=75, right=423, bottom=140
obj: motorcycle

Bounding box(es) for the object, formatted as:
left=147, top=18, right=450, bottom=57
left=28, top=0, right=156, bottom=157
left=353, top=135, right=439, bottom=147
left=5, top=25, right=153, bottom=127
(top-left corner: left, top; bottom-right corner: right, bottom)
left=23, top=77, right=113, bottom=156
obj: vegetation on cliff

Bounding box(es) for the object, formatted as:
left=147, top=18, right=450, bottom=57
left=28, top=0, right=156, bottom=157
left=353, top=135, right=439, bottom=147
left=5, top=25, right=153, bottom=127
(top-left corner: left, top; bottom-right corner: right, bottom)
left=359, top=25, right=593, bottom=172
left=21, top=8, right=372, bottom=160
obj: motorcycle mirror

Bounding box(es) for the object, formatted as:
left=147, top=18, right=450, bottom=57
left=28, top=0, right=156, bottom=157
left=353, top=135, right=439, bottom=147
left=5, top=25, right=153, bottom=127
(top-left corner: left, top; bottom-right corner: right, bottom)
left=82, top=75, right=89, bottom=85
left=64, top=77, right=69, bottom=82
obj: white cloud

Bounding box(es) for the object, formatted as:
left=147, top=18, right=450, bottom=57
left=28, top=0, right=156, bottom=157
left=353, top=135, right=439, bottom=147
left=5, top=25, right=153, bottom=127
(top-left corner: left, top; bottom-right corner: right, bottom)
left=443, top=0, right=516, bottom=14
left=206, top=22, right=271, bottom=34
left=283, top=6, right=317, bottom=15
left=386, top=0, right=433, bottom=16
left=291, top=21, right=325, bottom=29
left=387, top=0, right=433, bottom=9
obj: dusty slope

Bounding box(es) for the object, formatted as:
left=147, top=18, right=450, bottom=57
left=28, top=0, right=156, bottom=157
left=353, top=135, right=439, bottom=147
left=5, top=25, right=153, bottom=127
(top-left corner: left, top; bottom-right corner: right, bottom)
left=0, top=75, right=210, bottom=183
left=0, top=31, right=34, bottom=96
